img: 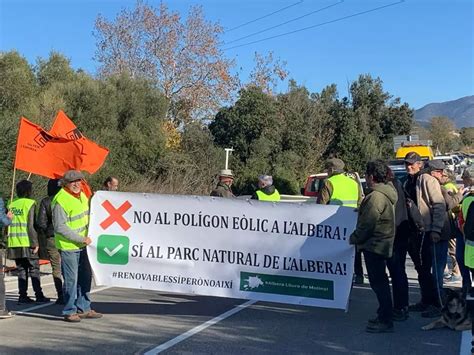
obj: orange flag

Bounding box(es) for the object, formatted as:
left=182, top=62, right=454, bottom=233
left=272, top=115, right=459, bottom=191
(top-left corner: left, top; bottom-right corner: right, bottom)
left=14, top=117, right=86, bottom=179
left=49, top=110, right=109, bottom=174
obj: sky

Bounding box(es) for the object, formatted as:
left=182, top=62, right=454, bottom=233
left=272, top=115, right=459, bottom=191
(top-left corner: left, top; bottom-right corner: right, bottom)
left=0, top=0, right=472, bottom=109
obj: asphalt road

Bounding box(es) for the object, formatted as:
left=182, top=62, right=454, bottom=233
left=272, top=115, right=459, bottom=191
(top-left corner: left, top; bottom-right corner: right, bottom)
left=0, top=261, right=466, bottom=355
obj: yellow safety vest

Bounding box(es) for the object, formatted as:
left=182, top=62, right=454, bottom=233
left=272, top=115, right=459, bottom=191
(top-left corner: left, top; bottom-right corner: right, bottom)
left=462, top=194, right=474, bottom=268
left=7, top=198, right=35, bottom=248
left=443, top=182, right=458, bottom=194
left=51, top=188, right=89, bottom=251
left=256, top=189, right=281, bottom=201
left=327, top=174, right=359, bottom=207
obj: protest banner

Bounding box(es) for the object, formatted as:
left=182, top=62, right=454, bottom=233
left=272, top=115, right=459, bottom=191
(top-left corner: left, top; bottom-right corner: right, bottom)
left=88, top=191, right=357, bottom=310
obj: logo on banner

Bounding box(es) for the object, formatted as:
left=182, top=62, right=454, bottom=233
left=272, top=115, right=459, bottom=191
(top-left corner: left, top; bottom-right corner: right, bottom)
left=97, top=234, right=130, bottom=265
left=100, top=200, right=132, bottom=231
left=240, top=272, right=334, bottom=300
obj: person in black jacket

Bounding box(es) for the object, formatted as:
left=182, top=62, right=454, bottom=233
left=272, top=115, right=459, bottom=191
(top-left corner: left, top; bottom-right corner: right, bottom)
left=37, top=179, right=64, bottom=304
left=426, top=160, right=464, bottom=302
left=386, top=169, right=410, bottom=321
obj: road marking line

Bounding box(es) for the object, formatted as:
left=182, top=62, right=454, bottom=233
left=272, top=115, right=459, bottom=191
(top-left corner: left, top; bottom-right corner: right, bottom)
left=144, top=300, right=257, bottom=355
left=460, top=330, right=471, bottom=355
left=13, top=286, right=112, bottom=314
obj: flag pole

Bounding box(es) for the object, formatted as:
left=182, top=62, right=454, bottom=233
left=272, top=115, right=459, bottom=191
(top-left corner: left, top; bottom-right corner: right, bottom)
left=26, top=172, right=32, bottom=181
left=10, top=117, right=23, bottom=202
left=10, top=167, right=16, bottom=202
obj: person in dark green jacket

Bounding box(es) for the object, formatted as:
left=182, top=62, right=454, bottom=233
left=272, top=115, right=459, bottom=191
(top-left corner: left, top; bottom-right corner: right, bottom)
left=350, top=160, right=398, bottom=333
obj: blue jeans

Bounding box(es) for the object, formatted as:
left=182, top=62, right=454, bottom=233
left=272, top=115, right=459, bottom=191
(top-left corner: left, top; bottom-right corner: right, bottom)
left=432, top=240, right=448, bottom=299
left=60, top=248, right=92, bottom=316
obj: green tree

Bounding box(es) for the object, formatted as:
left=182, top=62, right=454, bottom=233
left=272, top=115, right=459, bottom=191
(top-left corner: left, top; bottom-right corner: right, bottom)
left=460, top=127, right=474, bottom=149
left=36, top=52, right=76, bottom=88
left=429, top=116, right=457, bottom=153
left=210, top=86, right=277, bottom=164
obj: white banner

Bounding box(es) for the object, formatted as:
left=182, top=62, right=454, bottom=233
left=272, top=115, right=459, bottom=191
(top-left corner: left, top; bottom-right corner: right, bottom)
left=88, top=191, right=357, bottom=310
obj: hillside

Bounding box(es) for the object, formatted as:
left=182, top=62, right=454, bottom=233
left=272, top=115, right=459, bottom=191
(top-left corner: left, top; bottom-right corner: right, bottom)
left=414, top=95, right=474, bottom=128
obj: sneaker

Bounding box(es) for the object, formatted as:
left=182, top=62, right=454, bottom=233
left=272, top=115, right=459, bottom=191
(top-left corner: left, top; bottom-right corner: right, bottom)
left=78, top=310, right=103, bottom=319
left=445, top=275, right=462, bottom=284
left=408, top=302, right=428, bottom=312
left=0, top=310, right=14, bottom=319
left=64, top=314, right=81, bottom=323
left=354, top=275, right=364, bottom=285
left=392, top=308, right=409, bottom=321
left=17, top=296, right=35, bottom=305
left=36, top=296, right=51, bottom=303
left=421, top=305, right=441, bottom=318
left=366, top=319, right=394, bottom=333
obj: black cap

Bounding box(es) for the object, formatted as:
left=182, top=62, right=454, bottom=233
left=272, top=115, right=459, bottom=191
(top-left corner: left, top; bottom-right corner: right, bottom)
left=404, top=152, right=422, bottom=164
left=426, top=159, right=446, bottom=171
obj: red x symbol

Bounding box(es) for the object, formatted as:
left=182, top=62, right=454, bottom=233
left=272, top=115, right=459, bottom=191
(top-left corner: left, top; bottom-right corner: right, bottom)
left=100, top=200, right=132, bottom=231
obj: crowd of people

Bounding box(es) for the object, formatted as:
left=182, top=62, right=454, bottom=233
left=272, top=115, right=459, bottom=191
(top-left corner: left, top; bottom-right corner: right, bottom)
left=0, top=173, right=118, bottom=321
left=348, top=153, right=473, bottom=333
left=1, top=156, right=474, bottom=337
left=210, top=152, right=474, bottom=334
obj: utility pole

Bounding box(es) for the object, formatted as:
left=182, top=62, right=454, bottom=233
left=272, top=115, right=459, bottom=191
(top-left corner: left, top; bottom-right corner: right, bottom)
left=224, top=148, right=234, bottom=170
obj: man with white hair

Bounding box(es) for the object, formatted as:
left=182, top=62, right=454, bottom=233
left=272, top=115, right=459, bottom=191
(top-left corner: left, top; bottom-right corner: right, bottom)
left=251, top=175, right=280, bottom=201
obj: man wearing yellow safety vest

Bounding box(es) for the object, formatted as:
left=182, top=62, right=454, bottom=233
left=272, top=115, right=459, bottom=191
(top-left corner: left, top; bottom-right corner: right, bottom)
left=52, top=170, right=102, bottom=322
left=251, top=175, right=280, bottom=201
left=317, top=158, right=364, bottom=283
left=7, top=180, right=50, bottom=304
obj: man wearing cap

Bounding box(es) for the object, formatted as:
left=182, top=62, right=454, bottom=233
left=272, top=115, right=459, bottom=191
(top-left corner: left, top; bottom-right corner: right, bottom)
left=317, top=158, right=364, bottom=283
left=210, top=169, right=235, bottom=198
left=317, top=158, right=362, bottom=207
left=251, top=175, right=280, bottom=201
left=426, top=160, right=464, bottom=300
left=403, top=152, right=445, bottom=318
left=52, top=170, right=102, bottom=322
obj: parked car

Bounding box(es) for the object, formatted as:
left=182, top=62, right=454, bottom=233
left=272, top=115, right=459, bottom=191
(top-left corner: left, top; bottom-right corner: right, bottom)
left=301, top=173, right=327, bottom=197
left=434, top=155, right=456, bottom=172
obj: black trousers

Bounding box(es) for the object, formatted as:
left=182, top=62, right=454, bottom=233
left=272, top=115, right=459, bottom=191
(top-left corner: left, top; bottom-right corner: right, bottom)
left=407, top=233, right=439, bottom=307
left=364, top=250, right=393, bottom=323
left=15, top=258, right=43, bottom=298
left=386, top=232, right=409, bottom=310
left=354, top=251, right=363, bottom=277
left=0, top=250, right=6, bottom=311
